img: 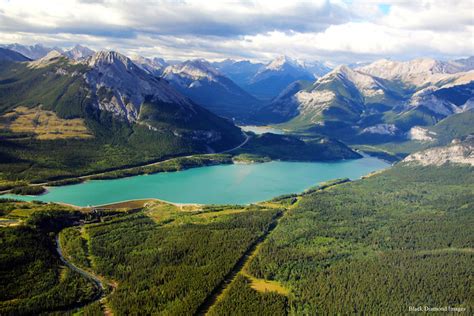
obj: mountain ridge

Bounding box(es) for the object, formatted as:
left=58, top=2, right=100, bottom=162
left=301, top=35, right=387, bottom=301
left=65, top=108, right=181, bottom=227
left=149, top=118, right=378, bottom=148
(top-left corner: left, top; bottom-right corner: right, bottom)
left=162, top=59, right=262, bottom=122
left=260, top=56, right=474, bottom=143
left=245, top=55, right=315, bottom=100
left=0, top=48, right=31, bottom=62
left=64, top=44, right=95, bottom=60
left=0, top=50, right=245, bottom=181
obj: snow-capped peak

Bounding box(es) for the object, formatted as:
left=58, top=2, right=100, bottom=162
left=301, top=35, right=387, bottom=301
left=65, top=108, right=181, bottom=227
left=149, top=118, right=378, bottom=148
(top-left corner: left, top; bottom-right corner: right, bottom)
left=265, top=55, right=301, bottom=71
left=357, top=57, right=474, bottom=88
left=163, top=59, right=222, bottom=82
left=301, top=60, right=332, bottom=77
left=130, top=55, right=168, bottom=75
left=357, top=58, right=463, bottom=80
left=64, top=44, right=94, bottom=60
left=0, top=43, right=58, bottom=59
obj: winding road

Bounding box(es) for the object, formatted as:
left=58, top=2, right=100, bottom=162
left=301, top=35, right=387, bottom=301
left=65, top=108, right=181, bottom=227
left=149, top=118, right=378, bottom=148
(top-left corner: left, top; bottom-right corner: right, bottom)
left=55, top=235, right=106, bottom=304
left=219, top=133, right=250, bottom=153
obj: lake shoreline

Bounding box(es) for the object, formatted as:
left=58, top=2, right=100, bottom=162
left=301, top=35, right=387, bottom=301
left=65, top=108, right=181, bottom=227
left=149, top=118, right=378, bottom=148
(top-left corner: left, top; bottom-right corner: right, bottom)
left=4, top=163, right=392, bottom=210
left=2, top=157, right=390, bottom=207
left=0, top=150, right=377, bottom=195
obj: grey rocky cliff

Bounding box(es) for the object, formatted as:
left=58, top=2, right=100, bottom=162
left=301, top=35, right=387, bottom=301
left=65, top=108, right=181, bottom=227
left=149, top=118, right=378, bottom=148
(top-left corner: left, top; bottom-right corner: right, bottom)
left=403, top=139, right=474, bottom=166
left=85, top=51, right=194, bottom=123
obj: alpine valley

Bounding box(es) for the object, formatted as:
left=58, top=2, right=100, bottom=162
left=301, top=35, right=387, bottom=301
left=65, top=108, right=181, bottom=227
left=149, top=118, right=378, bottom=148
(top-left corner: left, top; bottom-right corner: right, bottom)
left=0, top=42, right=473, bottom=316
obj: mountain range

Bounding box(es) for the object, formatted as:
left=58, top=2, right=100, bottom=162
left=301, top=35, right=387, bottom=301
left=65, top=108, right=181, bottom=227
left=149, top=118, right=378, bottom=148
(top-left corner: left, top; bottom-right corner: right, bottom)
left=212, top=59, right=264, bottom=87
left=243, top=56, right=316, bottom=101
left=0, top=42, right=473, bottom=164
left=0, top=48, right=244, bottom=180
left=0, top=43, right=95, bottom=61
left=1, top=44, right=332, bottom=118
left=0, top=43, right=56, bottom=59
left=63, top=44, right=95, bottom=60
left=131, top=55, right=168, bottom=76
left=161, top=59, right=261, bottom=121
left=0, top=48, right=31, bottom=62
left=162, top=56, right=329, bottom=121
left=262, top=57, right=473, bottom=144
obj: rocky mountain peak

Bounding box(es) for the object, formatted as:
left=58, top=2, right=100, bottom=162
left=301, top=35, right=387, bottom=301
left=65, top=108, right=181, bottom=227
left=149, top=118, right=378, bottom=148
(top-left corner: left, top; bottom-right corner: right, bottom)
left=265, top=55, right=301, bottom=71
left=28, top=50, right=66, bottom=68
left=357, top=57, right=465, bottom=81
left=183, top=59, right=221, bottom=76
left=0, top=43, right=56, bottom=59
left=251, top=55, right=313, bottom=89
left=152, top=57, right=167, bottom=67
left=453, top=56, right=474, bottom=70
left=88, top=50, right=137, bottom=71
left=40, top=50, right=63, bottom=60
left=86, top=50, right=191, bottom=123
left=65, top=44, right=95, bottom=60
left=163, top=59, right=222, bottom=82
left=323, top=64, right=384, bottom=95
left=131, top=55, right=168, bottom=75
left=331, top=64, right=353, bottom=76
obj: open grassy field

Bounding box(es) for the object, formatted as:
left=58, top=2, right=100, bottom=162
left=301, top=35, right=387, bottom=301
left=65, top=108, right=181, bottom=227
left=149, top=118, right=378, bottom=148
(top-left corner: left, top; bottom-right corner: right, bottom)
left=245, top=273, right=289, bottom=295
left=1, top=106, right=93, bottom=140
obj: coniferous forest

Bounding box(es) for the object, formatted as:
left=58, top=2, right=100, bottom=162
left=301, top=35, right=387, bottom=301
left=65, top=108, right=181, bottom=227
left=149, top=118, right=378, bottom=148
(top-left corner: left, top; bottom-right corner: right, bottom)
left=1, top=2, right=473, bottom=314
left=1, top=164, right=472, bottom=314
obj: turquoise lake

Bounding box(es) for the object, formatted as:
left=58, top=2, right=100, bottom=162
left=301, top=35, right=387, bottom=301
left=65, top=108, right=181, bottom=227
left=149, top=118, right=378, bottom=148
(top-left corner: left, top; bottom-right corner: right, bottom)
left=3, top=157, right=390, bottom=207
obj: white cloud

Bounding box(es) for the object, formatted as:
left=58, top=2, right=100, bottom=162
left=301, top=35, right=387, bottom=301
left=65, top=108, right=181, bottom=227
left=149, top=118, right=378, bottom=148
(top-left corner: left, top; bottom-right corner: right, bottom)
left=234, top=22, right=474, bottom=63
left=0, top=0, right=472, bottom=63
left=380, top=0, right=473, bottom=32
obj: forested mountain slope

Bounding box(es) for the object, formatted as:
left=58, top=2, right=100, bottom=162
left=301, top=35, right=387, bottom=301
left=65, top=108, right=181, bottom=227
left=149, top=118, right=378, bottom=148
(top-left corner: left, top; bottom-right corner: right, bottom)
left=0, top=51, right=244, bottom=182
left=213, top=162, right=474, bottom=314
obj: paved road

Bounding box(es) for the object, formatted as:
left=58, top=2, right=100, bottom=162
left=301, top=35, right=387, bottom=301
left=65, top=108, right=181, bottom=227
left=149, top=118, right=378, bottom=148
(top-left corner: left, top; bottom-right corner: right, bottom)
left=219, top=134, right=250, bottom=153
left=55, top=235, right=105, bottom=294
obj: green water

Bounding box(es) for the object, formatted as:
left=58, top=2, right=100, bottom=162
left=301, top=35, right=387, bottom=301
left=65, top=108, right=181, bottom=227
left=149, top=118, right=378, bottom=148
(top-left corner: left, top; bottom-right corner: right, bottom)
left=3, top=157, right=389, bottom=206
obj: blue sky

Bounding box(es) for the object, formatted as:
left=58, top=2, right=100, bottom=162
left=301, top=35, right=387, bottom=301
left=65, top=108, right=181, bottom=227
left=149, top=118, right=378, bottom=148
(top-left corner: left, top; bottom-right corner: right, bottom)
left=378, top=3, right=391, bottom=14
left=0, top=0, right=472, bottom=63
